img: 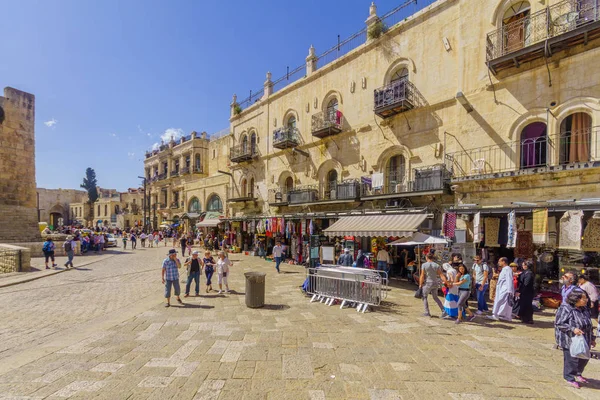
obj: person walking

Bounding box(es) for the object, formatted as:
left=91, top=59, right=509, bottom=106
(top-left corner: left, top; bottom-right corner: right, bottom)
left=180, top=235, right=188, bottom=257
left=130, top=232, right=137, bottom=249
left=99, top=233, right=105, bottom=251
left=184, top=251, right=202, bottom=297
left=272, top=240, right=283, bottom=273
left=518, top=260, right=536, bottom=324
left=122, top=233, right=127, bottom=249
left=187, top=235, right=193, bottom=256
left=140, top=232, right=147, bottom=248
left=148, top=232, right=154, bottom=248
left=555, top=289, right=595, bottom=389
left=162, top=249, right=184, bottom=307
left=472, top=255, right=489, bottom=314
left=203, top=251, right=216, bottom=293
left=577, top=274, right=599, bottom=319
left=454, top=264, right=476, bottom=324
left=376, top=247, right=390, bottom=276
left=63, top=235, right=76, bottom=269
left=216, top=250, right=232, bottom=294
left=489, top=263, right=500, bottom=303
left=487, top=257, right=514, bottom=321
left=419, top=253, right=451, bottom=318
left=442, top=262, right=459, bottom=319
left=338, top=248, right=353, bottom=267
left=355, top=250, right=366, bottom=268
left=561, top=272, right=576, bottom=304
left=42, top=237, right=57, bottom=269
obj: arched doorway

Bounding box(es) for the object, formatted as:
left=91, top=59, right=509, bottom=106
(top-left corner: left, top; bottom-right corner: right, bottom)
left=325, top=169, right=338, bottom=199
left=387, top=155, right=406, bottom=193
left=520, top=122, right=547, bottom=169
left=241, top=178, right=248, bottom=197
left=560, top=112, right=592, bottom=164
left=284, top=176, right=294, bottom=192
left=250, top=132, right=257, bottom=155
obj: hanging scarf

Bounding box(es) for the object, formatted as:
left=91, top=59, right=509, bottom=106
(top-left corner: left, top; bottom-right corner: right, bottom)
left=507, top=211, right=517, bottom=248
left=473, top=212, right=482, bottom=243
left=442, top=212, right=457, bottom=238
left=309, top=219, right=314, bottom=235
left=532, top=208, right=548, bottom=244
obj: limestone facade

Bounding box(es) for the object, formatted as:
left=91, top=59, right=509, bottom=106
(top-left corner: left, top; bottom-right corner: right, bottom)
left=224, top=0, right=600, bottom=221
left=0, top=87, right=40, bottom=242
left=37, top=188, right=86, bottom=229
left=143, top=131, right=230, bottom=230
left=69, top=188, right=144, bottom=229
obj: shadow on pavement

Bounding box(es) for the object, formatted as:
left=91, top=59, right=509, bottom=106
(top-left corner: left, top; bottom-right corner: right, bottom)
left=178, top=304, right=214, bottom=309
left=261, top=304, right=291, bottom=311
left=281, top=271, right=300, bottom=275
left=227, top=290, right=245, bottom=296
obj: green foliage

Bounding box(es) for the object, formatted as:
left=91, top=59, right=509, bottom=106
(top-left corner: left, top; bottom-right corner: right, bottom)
left=233, top=104, right=243, bottom=115
left=80, top=167, right=99, bottom=205
left=368, top=20, right=388, bottom=40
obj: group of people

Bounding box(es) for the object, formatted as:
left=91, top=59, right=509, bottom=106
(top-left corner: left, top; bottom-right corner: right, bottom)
left=41, top=236, right=76, bottom=269
left=161, top=249, right=233, bottom=307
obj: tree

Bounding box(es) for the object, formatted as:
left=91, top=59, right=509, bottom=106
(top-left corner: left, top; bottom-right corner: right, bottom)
left=80, top=168, right=99, bottom=223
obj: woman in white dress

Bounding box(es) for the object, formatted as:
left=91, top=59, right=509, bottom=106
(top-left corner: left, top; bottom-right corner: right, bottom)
left=443, top=262, right=459, bottom=319
left=216, top=251, right=233, bottom=294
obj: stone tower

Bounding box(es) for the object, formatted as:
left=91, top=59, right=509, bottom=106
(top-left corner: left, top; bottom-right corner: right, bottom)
left=0, top=87, right=40, bottom=242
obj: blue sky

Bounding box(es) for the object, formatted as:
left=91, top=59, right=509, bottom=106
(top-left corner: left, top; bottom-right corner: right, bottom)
left=1, top=0, right=431, bottom=191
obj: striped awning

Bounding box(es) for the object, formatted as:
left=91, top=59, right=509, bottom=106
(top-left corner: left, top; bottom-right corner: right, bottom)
left=196, top=218, right=223, bottom=228
left=323, top=214, right=428, bottom=237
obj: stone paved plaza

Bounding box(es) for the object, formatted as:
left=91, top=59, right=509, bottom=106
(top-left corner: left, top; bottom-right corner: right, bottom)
left=1, top=245, right=599, bottom=400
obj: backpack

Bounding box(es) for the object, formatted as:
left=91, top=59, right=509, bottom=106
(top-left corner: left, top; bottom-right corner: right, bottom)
left=42, top=242, right=52, bottom=252
left=64, top=241, right=72, bottom=252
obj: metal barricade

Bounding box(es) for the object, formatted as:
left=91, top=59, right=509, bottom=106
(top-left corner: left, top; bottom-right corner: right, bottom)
left=305, top=265, right=388, bottom=313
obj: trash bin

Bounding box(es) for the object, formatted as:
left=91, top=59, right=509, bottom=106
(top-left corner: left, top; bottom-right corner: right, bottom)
left=244, top=272, right=266, bottom=308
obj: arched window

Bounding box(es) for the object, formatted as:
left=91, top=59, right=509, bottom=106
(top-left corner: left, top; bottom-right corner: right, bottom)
left=207, top=194, right=223, bottom=212
left=115, top=205, right=120, bottom=214
left=250, top=132, right=257, bottom=155
left=560, top=112, right=592, bottom=164
left=241, top=178, right=248, bottom=197
left=189, top=197, right=201, bottom=213
left=285, top=176, right=294, bottom=192
left=250, top=177, right=255, bottom=197
left=520, top=121, right=547, bottom=169
left=195, top=154, right=200, bottom=171
left=502, top=1, right=531, bottom=54
left=325, top=169, right=338, bottom=199
left=97, top=205, right=101, bottom=216
left=241, top=135, right=248, bottom=154
left=387, top=155, right=406, bottom=193
left=287, top=116, right=297, bottom=130
left=104, top=205, right=108, bottom=216
left=391, top=67, right=409, bottom=83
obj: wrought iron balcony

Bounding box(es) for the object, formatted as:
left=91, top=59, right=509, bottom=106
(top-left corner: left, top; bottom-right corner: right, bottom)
left=180, top=166, right=190, bottom=174
left=230, top=144, right=259, bottom=163
left=289, top=186, right=319, bottom=204
left=227, top=187, right=256, bottom=203
left=486, top=0, right=600, bottom=73
left=158, top=203, right=167, bottom=210
left=311, top=110, right=343, bottom=138
left=445, top=128, right=600, bottom=181
left=268, top=188, right=290, bottom=205
left=360, top=165, right=450, bottom=198
left=157, top=172, right=168, bottom=181
left=374, top=78, right=419, bottom=118
left=273, top=127, right=301, bottom=149
left=170, top=170, right=179, bottom=177
left=322, top=180, right=361, bottom=201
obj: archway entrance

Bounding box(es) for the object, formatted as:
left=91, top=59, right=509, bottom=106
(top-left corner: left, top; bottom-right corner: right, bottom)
left=49, top=213, right=63, bottom=229
left=520, top=122, right=547, bottom=169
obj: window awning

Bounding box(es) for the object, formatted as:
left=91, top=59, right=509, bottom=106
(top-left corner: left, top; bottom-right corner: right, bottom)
left=323, top=214, right=428, bottom=237
left=196, top=218, right=223, bottom=228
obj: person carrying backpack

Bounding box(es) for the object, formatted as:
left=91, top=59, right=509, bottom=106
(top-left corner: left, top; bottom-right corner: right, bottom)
left=63, top=235, right=76, bottom=269
left=42, top=237, right=57, bottom=269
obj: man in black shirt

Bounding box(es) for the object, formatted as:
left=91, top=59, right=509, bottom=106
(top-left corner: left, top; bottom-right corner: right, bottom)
left=184, top=250, right=202, bottom=297
left=180, top=235, right=188, bottom=256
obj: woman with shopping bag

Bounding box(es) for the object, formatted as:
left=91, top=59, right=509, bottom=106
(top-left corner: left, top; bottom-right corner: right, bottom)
left=554, top=289, right=595, bottom=389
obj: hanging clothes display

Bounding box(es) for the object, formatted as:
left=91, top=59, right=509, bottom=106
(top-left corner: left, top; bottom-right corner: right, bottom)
left=484, top=217, right=500, bottom=247
left=516, top=216, right=526, bottom=231
left=515, top=231, right=534, bottom=258
left=442, top=212, right=457, bottom=239
left=507, top=211, right=517, bottom=248
left=582, top=218, right=600, bottom=251
left=473, top=212, right=482, bottom=243
left=532, top=208, right=548, bottom=244
left=559, top=210, right=584, bottom=250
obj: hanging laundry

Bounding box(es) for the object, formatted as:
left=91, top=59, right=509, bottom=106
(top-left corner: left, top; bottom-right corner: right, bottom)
left=484, top=217, right=500, bottom=247
left=515, top=231, right=534, bottom=258
left=507, top=211, right=517, bottom=248
left=532, top=209, right=548, bottom=244
left=442, top=212, right=457, bottom=238
left=559, top=210, right=584, bottom=250
left=473, top=212, right=482, bottom=243
left=372, top=173, right=384, bottom=190
left=582, top=218, right=600, bottom=251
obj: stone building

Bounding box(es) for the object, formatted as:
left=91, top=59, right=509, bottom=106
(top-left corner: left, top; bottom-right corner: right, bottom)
left=36, top=188, right=86, bottom=229
left=223, top=0, right=600, bottom=235
left=143, top=130, right=230, bottom=231
left=69, top=188, right=144, bottom=229
left=0, top=87, right=39, bottom=243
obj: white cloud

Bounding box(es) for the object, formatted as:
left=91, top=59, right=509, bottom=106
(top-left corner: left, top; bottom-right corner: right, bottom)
left=44, top=118, right=58, bottom=128
left=151, top=143, right=160, bottom=151
left=151, top=128, right=185, bottom=151
left=147, top=133, right=152, bottom=137
left=109, top=133, right=117, bottom=137
left=127, top=152, right=135, bottom=159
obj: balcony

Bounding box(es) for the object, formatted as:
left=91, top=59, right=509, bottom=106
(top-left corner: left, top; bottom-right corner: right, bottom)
left=158, top=203, right=168, bottom=210
left=268, top=188, right=289, bottom=206
left=157, top=172, right=168, bottom=181
left=227, top=187, right=256, bottom=203
left=170, top=170, right=180, bottom=178
left=180, top=166, right=190, bottom=175
left=170, top=202, right=183, bottom=210
left=360, top=165, right=450, bottom=199
left=289, top=186, right=319, bottom=204
left=273, top=127, right=301, bottom=150
left=230, top=144, right=258, bottom=163
left=193, top=165, right=203, bottom=174
left=445, top=128, right=600, bottom=181
left=287, top=181, right=360, bottom=205
left=486, top=0, right=600, bottom=73
left=374, top=78, right=419, bottom=118
left=311, top=110, right=343, bottom=138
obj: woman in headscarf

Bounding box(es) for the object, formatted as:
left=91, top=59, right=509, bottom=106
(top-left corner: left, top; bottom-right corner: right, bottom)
left=518, top=260, right=535, bottom=324
left=555, top=289, right=595, bottom=389
left=442, top=262, right=459, bottom=319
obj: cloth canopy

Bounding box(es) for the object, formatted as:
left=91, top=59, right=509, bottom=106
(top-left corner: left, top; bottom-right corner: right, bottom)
left=323, top=214, right=428, bottom=237
left=181, top=212, right=200, bottom=219
left=388, top=232, right=448, bottom=246
left=196, top=218, right=223, bottom=228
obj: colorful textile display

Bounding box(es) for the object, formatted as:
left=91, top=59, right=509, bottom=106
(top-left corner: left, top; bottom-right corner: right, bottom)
left=582, top=218, right=600, bottom=251
left=507, top=211, right=517, bottom=248
left=516, top=216, right=526, bottom=231
left=559, top=210, right=584, bottom=250
left=532, top=209, right=548, bottom=244
left=473, top=212, right=482, bottom=243
left=515, top=231, right=534, bottom=258
left=484, top=217, right=500, bottom=247
left=442, top=212, right=457, bottom=238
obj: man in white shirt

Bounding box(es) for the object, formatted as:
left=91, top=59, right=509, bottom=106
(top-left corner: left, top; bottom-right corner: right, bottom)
left=140, top=232, right=147, bottom=247
left=272, top=240, right=283, bottom=274
left=376, top=247, right=390, bottom=274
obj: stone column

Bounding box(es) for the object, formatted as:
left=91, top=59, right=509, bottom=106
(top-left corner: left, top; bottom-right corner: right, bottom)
left=306, top=45, right=317, bottom=75
left=263, top=71, right=273, bottom=98
left=230, top=94, right=238, bottom=118
left=365, top=2, right=381, bottom=43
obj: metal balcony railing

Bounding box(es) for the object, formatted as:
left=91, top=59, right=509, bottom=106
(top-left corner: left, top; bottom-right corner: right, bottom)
left=486, top=0, right=600, bottom=71
left=157, top=173, right=168, bottom=181
left=180, top=166, right=190, bottom=174
left=311, top=110, right=343, bottom=138
left=273, top=127, right=301, bottom=149
left=445, top=128, right=600, bottom=180
left=374, top=78, right=419, bottom=118
left=228, top=187, right=256, bottom=202
left=170, top=170, right=179, bottom=177
left=193, top=165, right=203, bottom=173
left=321, top=180, right=361, bottom=201
left=360, top=165, right=449, bottom=197
left=268, top=188, right=290, bottom=205
left=230, top=144, right=258, bottom=163
left=289, top=185, right=319, bottom=204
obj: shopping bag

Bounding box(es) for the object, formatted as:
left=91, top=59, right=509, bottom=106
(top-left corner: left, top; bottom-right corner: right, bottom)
left=414, top=287, right=423, bottom=299
left=570, top=335, right=591, bottom=360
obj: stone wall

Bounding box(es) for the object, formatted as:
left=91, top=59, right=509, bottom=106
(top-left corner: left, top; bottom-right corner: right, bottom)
left=37, top=188, right=86, bottom=227
left=0, top=244, right=31, bottom=273
left=0, top=87, right=40, bottom=242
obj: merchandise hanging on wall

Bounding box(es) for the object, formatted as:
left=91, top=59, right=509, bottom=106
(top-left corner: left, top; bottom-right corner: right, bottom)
left=484, top=217, right=500, bottom=247
left=473, top=212, right=482, bottom=243
left=559, top=210, right=584, bottom=250
left=507, top=210, right=517, bottom=248
left=582, top=218, right=600, bottom=252
left=532, top=208, right=548, bottom=244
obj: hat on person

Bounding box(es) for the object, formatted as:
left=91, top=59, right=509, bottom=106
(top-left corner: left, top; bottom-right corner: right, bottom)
left=167, top=249, right=178, bottom=256
left=509, top=262, right=518, bottom=268
left=192, top=250, right=200, bottom=255
left=344, top=248, right=350, bottom=253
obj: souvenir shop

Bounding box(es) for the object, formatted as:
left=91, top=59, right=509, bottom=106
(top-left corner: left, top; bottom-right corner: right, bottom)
left=442, top=204, right=600, bottom=285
